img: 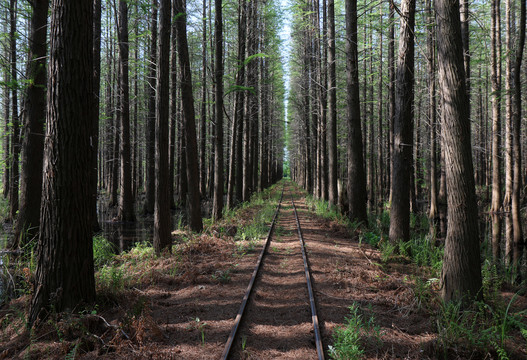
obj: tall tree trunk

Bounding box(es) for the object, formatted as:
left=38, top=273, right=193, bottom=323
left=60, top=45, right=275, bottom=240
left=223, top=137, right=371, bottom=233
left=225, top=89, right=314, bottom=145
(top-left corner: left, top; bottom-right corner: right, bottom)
left=13, top=0, right=49, bottom=248
left=511, top=0, right=526, bottom=282
left=91, top=0, right=102, bottom=231
left=388, top=0, right=395, bottom=203
left=143, top=0, right=157, bottom=214
left=174, top=0, right=203, bottom=232
left=427, top=0, right=438, bottom=238
left=200, top=0, right=208, bottom=198
left=435, top=0, right=482, bottom=304
left=29, top=0, right=95, bottom=326
left=504, top=0, right=514, bottom=264
left=169, top=14, right=177, bottom=209
left=345, top=0, right=367, bottom=224
left=389, top=0, right=415, bottom=243
left=490, top=0, right=502, bottom=262
left=154, top=0, right=172, bottom=254
left=212, top=0, right=224, bottom=221
left=376, top=6, right=384, bottom=210
left=2, top=57, right=10, bottom=200
left=327, top=0, right=337, bottom=206
left=321, top=0, right=328, bottom=201
left=8, top=0, right=19, bottom=222
left=117, top=0, right=135, bottom=222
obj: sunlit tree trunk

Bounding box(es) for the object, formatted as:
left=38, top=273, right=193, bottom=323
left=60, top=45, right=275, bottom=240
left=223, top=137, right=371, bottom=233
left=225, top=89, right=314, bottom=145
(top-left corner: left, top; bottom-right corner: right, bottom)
left=490, top=0, right=502, bottom=262
left=436, top=0, right=482, bottom=304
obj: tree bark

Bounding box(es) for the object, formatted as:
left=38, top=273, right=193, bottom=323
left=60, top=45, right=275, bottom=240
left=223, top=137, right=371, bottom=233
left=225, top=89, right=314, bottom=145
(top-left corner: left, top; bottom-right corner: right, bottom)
left=29, top=0, right=95, bottom=326
left=327, top=0, right=337, bottom=207
left=174, top=0, right=203, bottom=232
left=490, top=0, right=502, bottom=262
left=345, top=0, right=367, bottom=224
left=117, top=0, right=135, bottom=222
left=212, top=0, right=224, bottom=221
left=14, top=0, right=49, bottom=248
left=389, top=0, right=415, bottom=243
left=435, top=0, right=482, bottom=304
left=143, top=0, right=157, bottom=215
left=8, top=0, right=20, bottom=222
left=511, top=0, right=526, bottom=282
left=154, top=0, right=172, bottom=255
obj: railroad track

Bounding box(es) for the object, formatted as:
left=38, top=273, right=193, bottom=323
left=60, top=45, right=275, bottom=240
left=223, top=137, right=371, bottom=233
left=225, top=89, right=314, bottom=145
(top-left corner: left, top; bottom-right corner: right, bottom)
left=221, top=185, right=324, bottom=359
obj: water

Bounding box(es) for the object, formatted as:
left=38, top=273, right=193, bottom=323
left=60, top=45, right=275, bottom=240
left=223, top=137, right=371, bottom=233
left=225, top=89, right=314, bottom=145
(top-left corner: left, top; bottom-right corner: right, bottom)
left=99, top=217, right=154, bottom=253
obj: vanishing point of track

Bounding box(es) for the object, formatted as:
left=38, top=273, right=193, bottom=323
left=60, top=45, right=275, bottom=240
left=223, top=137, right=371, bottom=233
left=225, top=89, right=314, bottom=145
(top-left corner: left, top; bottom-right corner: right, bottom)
left=221, top=185, right=324, bottom=360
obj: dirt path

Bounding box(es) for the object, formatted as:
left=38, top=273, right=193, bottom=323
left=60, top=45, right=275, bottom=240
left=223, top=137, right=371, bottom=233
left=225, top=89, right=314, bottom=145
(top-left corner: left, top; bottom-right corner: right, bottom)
left=9, top=182, right=527, bottom=359
left=227, top=189, right=317, bottom=359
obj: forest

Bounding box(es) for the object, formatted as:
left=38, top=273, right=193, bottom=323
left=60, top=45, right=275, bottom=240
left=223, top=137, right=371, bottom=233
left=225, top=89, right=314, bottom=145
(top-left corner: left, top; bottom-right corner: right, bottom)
left=0, top=0, right=527, bottom=358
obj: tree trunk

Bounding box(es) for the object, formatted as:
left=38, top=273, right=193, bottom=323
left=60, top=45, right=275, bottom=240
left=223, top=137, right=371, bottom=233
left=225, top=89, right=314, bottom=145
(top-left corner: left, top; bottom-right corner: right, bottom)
left=327, top=0, right=337, bottom=207
left=29, top=0, right=95, bottom=326
left=153, top=0, right=172, bottom=255
left=212, top=0, right=224, bottom=221
left=8, top=0, right=19, bottom=222
left=435, top=0, right=482, bottom=303
left=174, top=0, right=203, bottom=232
left=117, top=0, right=135, bottom=222
left=389, top=0, right=415, bottom=243
left=511, top=0, right=526, bottom=282
left=91, top=0, right=102, bottom=231
left=345, top=0, right=367, bottom=224
left=490, top=0, right=502, bottom=262
left=13, top=0, right=49, bottom=248
left=143, top=0, right=157, bottom=215
left=427, top=0, right=438, bottom=239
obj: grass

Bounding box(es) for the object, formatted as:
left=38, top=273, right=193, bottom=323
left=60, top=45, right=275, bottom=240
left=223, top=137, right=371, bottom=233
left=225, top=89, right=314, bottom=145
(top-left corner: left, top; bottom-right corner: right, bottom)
left=328, top=303, right=382, bottom=360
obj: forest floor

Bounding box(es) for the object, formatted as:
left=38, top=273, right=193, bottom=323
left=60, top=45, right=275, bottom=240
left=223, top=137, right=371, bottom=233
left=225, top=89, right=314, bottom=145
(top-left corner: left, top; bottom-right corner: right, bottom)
left=1, top=181, right=526, bottom=359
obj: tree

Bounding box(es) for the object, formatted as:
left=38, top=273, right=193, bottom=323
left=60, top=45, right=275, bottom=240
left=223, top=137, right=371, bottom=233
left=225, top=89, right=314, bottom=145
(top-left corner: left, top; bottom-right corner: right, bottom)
left=426, top=0, right=438, bottom=238
left=143, top=0, right=157, bottom=215
left=511, top=0, right=526, bottom=281
left=389, top=0, right=415, bottom=243
left=8, top=0, right=19, bottom=222
left=154, top=0, right=172, bottom=255
left=345, top=0, right=367, bottom=224
left=29, top=0, right=95, bottom=326
left=435, top=0, right=482, bottom=303
left=490, top=0, right=502, bottom=261
left=116, top=0, right=135, bottom=222
left=327, top=0, right=337, bottom=207
left=13, top=0, right=49, bottom=248
left=212, top=0, right=224, bottom=221
left=174, top=0, right=203, bottom=232
left=91, top=0, right=102, bottom=232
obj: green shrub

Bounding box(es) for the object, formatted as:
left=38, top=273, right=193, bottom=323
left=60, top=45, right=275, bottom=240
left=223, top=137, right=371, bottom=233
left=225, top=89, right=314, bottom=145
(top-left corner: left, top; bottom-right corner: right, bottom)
left=329, top=303, right=382, bottom=360
left=93, top=235, right=115, bottom=269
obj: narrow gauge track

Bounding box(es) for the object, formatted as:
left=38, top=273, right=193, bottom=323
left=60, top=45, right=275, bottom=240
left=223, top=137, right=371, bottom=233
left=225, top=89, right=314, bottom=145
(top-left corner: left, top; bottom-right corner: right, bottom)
left=221, top=185, right=324, bottom=359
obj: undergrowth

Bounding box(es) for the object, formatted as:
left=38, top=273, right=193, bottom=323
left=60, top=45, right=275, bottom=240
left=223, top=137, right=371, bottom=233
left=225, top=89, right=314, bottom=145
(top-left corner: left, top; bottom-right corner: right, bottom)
left=328, top=303, right=382, bottom=360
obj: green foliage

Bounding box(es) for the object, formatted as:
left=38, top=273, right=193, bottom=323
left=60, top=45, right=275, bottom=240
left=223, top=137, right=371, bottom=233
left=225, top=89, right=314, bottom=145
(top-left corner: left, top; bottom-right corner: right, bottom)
left=328, top=303, right=382, bottom=360
left=481, top=259, right=502, bottom=303
left=97, top=264, right=126, bottom=292
left=93, top=235, right=116, bottom=269
left=436, top=294, right=527, bottom=358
